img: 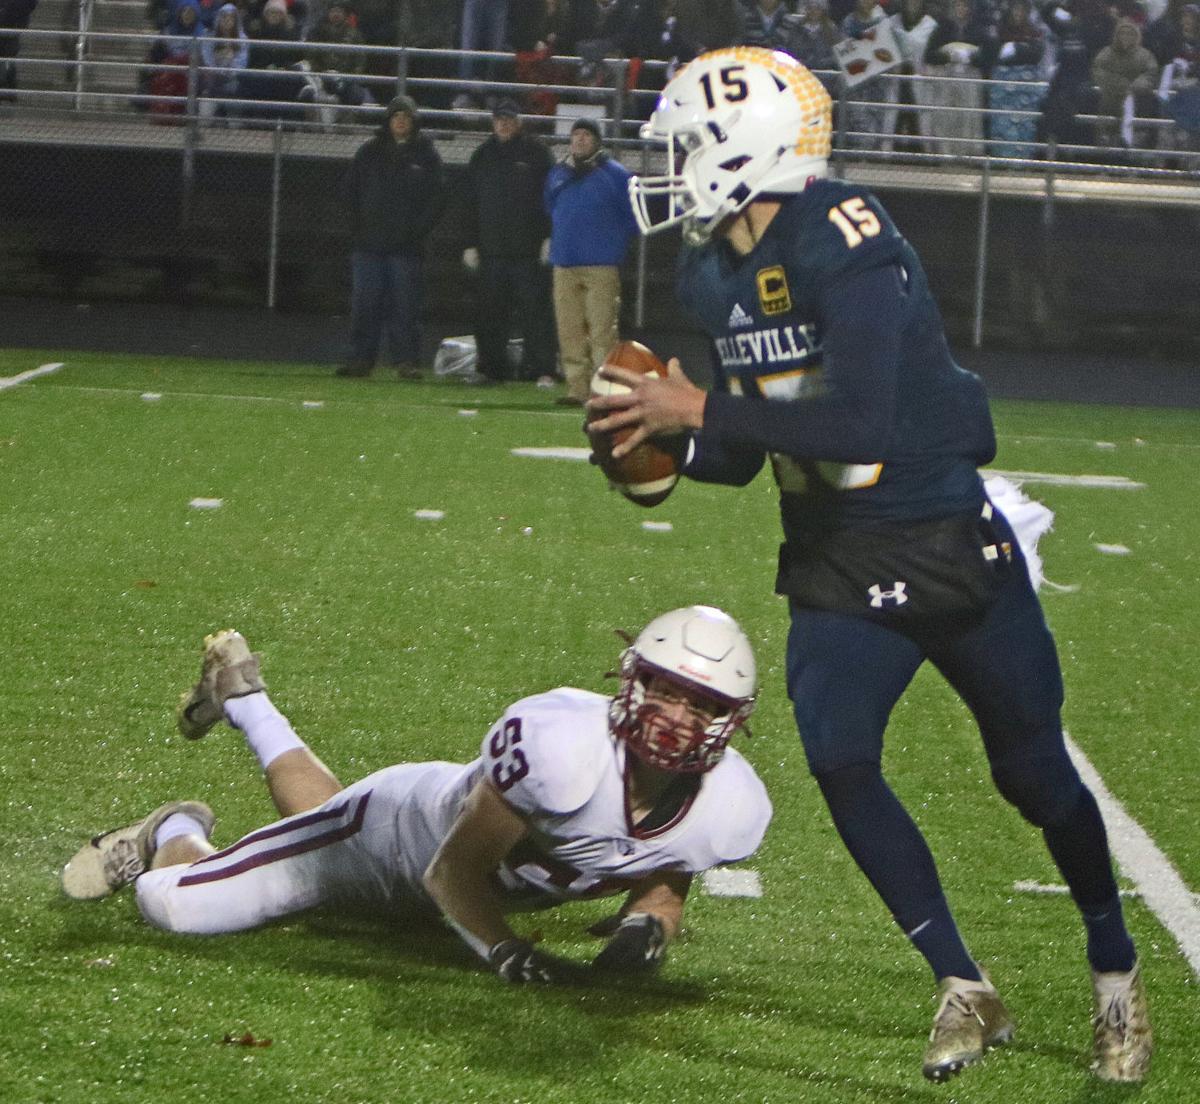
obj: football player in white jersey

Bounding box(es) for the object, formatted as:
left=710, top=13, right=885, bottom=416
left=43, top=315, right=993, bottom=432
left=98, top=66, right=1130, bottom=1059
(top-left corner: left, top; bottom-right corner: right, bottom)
left=61, top=607, right=771, bottom=984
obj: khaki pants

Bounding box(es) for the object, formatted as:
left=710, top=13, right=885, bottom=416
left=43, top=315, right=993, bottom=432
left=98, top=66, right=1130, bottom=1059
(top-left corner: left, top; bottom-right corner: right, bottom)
left=552, top=265, right=621, bottom=401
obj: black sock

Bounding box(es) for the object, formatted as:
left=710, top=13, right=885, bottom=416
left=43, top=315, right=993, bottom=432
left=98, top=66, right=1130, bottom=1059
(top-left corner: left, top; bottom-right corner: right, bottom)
left=1082, top=896, right=1137, bottom=974
left=1042, top=786, right=1136, bottom=973
left=816, top=763, right=980, bottom=982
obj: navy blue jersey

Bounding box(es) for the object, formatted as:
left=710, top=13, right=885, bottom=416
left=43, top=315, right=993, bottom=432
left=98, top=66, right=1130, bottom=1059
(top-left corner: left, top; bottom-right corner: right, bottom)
left=677, top=180, right=996, bottom=541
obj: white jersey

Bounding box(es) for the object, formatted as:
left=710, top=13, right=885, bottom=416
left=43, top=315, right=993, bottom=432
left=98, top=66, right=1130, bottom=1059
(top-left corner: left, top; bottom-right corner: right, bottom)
left=483, top=688, right=772, bottom=906
left=135, top=688, right=771, bottom=935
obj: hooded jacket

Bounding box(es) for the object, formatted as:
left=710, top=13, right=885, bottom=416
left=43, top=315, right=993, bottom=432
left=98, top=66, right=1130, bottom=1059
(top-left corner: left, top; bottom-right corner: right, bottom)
left=1093, top=20, right=1159, bottom=112
left=342, top=107, right=447, bottom=254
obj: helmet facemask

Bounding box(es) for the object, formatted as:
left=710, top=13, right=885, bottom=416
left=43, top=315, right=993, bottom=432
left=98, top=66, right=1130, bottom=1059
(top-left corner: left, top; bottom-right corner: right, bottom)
left=607, top=605, right=757, bottom=773
left=610, top=655, right=754, bottom=773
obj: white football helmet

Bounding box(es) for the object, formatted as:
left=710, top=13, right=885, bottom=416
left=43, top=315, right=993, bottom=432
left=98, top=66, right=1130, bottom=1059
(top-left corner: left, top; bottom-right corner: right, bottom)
left=610, top=605, right=757, bottom=773
left=629, top=47, right=832, bottom=241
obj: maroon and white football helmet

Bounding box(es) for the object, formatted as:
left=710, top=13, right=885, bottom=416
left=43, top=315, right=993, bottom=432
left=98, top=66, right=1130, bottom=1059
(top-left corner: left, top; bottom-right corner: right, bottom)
left=610, top=606, right=757, bottom=773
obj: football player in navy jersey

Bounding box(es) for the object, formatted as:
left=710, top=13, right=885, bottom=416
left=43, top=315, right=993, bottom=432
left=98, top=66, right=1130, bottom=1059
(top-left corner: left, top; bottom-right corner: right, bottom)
left=587, top=47, right=1151, bottom=1083
left=61, top=610, right=770, bottom=986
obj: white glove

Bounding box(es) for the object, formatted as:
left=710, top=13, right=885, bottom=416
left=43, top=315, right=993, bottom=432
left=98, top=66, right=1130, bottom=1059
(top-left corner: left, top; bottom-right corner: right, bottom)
left=998, top=41, right=1017, bottom=62
left=539, top=238, right=551, bottom=265
left=462, top=247, right=480, bottom=272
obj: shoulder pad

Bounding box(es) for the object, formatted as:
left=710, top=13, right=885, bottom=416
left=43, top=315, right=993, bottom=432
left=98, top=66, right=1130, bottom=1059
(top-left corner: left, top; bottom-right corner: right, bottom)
left=480, top=689, right=612, bottom=817
left=794, top=181, right=905, bottom=282
left=703, top=749, right=773, bottom=863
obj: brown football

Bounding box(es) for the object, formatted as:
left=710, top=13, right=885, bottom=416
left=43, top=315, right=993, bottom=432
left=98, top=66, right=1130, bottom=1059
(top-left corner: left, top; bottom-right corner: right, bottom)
left=587, top=340, right=679, bottom=508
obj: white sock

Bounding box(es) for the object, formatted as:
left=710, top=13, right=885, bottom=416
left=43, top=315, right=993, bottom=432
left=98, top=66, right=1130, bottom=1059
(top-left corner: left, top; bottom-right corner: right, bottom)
left=154, top=812, right=209, bottom=850
left=222, top=691, right=305, bottom=771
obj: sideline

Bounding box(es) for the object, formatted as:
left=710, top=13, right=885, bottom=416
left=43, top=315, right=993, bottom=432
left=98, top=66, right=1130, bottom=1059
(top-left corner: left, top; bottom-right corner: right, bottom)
left=0, top=362, right=63, bottom=391
left=1066, top=733, right=1200, bottom=977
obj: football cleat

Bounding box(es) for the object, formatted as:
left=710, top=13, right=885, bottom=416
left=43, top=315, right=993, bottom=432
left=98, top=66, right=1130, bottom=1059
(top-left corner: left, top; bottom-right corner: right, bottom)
left=176, top=629, right=266, bottom=740
left=922, top=973, right=1015, bottom=1082
left=1091, top=959, right=1152, bottom=1082
left=61, top=800, right=215, bottom=900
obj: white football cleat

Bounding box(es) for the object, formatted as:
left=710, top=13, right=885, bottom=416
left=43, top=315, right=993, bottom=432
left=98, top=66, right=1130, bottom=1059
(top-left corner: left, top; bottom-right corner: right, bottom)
left=61, top=800, right=215, bottom=900
left=176, top=629, right=265, bottom=740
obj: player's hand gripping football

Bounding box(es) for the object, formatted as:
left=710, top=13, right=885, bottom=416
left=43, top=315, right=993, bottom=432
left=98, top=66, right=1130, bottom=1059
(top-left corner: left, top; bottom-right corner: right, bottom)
left=488, top=938, right=582, bottom=985
left=592, top=912, right=667, bottom=974
left=586, top=359, right=706, bottom=459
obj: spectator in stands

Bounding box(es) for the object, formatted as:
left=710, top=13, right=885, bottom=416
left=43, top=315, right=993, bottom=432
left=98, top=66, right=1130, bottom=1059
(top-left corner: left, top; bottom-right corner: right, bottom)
left=0, top=0, right=37, bottom=100
left=544, top=117, right=639, bottom=406
left=242, top=0, right=305, bottom=115
left=510, top=0, right=588, bottom=55
left=841, top=0, right=898, bottom=151
left=737, top=0, right=796, bottom=51
left=981, top=0, right=1047, bottom=158
left=1145, top=0, right=1191, bottom=64
left=1039, top=0, right=1114, bottom=155
left=1092, top=17, right=1159, bottom=146
left=924, top=0, right=989, bottom=156
left=300, top=0, right=373, bottom=119
left=461, top=100, right=557, bottom=385
left=1156, top=3, right=1200, bottom=163
left=200, top=2, right=250, bottom=119
left=338, top=95, right=446, bottom=378
left=509, top=0, right=581, bottom=116
left=140, top=0, right=206, bottom=117
left=350, top=0, right=401, bottom=79
left=784, top=0, right=844, bottom=88
left=890, top=0, right=939, bottom=151
left=675, top=0, right=741, bottom=55
left=454, top=0, right=511, bottom=111
left=397, top=0, right=458, bottom=109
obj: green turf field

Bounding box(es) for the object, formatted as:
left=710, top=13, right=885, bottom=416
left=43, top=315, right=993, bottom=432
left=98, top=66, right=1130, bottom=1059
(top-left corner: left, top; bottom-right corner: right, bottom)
left=1, top=349, right=1197, bottom=1103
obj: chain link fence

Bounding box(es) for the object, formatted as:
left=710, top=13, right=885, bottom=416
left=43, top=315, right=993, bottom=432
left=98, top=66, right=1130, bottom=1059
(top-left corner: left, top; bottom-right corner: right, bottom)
left=3, top=28, right=1200, bottom=353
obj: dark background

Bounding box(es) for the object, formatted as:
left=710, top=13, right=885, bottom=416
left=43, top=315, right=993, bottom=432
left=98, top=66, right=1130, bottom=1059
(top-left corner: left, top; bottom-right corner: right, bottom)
left=3, top=143, right=1199, bottom=406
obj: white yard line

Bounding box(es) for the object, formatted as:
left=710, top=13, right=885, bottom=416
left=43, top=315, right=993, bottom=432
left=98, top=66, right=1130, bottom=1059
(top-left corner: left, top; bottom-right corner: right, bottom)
left=1064, top=733, right=1200, bottom=976
left=998, top=433, right=1200, bottom=451
left=985, top=469, right=1146, bottom=489
left=0, top=362, right=63, bottom=391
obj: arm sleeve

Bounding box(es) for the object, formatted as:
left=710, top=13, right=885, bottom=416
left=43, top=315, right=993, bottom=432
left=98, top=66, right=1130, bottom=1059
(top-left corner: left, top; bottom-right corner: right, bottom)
left=697, top=262, right=904, bottom=464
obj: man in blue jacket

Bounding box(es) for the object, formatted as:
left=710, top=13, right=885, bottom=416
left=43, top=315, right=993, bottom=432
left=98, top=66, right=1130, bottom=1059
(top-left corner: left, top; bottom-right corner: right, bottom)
left=544, top=118, right=640, bottom=406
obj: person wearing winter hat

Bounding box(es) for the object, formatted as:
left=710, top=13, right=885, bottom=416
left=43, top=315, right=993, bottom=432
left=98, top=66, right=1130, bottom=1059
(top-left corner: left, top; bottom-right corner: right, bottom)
left=542, top=117, right=638, bottom=405
left=461, top=101, right=557, bottom=385
left=337, top=95, right=446, bottom=379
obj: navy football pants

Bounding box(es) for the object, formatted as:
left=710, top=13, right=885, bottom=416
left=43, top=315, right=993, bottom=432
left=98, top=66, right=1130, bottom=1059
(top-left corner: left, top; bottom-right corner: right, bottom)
left=786, top=528, right=1120, bottom=934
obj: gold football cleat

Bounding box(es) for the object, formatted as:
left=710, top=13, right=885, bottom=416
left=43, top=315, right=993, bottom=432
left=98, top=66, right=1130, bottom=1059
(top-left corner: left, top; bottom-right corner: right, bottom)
left=1091, top=959, right=1152, bottom=1082
left=922, top=973, right=1015, bottom=1082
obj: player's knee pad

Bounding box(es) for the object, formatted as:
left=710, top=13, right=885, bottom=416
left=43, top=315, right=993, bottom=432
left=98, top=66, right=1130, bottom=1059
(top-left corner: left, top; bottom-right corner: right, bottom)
left=989, top=747, right=1083, bottom=828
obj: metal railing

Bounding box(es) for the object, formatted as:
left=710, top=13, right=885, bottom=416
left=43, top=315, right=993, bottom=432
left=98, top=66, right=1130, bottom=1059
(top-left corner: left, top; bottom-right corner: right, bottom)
left=3, top=29, right=1199, bottom=338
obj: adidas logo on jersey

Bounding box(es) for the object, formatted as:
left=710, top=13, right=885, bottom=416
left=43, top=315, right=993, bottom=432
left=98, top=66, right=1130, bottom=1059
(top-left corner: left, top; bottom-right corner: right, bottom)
left=727, top=303, right=753, bottom=329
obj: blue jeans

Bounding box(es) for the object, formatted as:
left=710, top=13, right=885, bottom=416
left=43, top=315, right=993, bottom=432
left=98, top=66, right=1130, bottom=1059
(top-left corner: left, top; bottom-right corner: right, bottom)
left=349, top=251, right=422, bottom=367
left=457, top=0, right=510, bottom=84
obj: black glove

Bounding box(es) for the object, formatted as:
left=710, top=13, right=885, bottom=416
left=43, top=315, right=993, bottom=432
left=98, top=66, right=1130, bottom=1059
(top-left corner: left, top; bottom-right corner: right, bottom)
left=592, top=912, right=667, bottom=974
left=489, top=938, right=579, bottom=985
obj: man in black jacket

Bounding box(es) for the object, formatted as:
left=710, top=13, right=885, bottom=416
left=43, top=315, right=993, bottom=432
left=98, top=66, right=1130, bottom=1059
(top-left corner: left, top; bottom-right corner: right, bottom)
left=339, top=95, right=446, bottom=379
left=462, top=100, right=557, bottom=385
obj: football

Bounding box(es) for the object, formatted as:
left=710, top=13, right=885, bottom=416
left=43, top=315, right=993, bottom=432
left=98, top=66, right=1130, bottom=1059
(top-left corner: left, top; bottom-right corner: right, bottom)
left=587, top=341, right=679, bottom=508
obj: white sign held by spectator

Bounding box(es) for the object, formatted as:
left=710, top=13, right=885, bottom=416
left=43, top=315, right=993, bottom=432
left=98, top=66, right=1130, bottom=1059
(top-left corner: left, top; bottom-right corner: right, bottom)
left=833, top=22, right=902, bottom=87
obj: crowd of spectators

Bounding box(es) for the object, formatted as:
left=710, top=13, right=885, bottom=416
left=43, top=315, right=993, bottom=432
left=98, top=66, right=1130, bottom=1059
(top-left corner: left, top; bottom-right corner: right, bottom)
left=122, top=0, right=1199, bottom=158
